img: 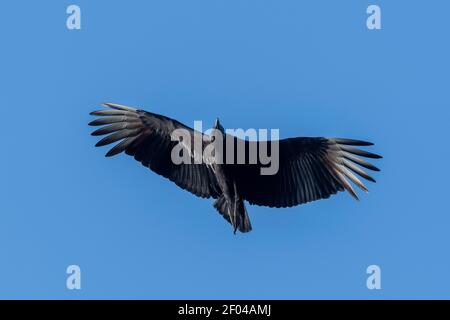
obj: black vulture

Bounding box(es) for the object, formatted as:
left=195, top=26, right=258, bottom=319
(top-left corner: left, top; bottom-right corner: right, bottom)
left=89, top=103, right=382, bottom=233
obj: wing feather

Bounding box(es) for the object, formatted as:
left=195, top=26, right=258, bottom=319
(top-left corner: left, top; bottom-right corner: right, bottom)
left=234, top=137, right=381, bottom=207
left=89, top=103, right=221, bottom=199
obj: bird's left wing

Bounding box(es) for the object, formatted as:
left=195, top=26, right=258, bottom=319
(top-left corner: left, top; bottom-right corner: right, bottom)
left=231, top=137, right=382, bottom=208
left=89, top=103, right=221, bottom=199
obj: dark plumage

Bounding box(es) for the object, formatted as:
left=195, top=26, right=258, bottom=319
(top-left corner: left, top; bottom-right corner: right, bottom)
left=89, top=103, right=382, bottom=233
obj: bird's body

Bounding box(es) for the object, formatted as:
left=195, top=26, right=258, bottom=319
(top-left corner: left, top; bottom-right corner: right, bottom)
left=213, top=162, right=251, bottom=233
left=89, top=103, right=382, bottom=233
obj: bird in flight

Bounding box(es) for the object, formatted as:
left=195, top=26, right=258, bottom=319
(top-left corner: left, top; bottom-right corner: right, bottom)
left=89, top=103, right=382, bottom=233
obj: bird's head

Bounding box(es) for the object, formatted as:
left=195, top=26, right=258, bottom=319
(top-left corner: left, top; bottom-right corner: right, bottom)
left=214, top=117, right=225, bottom=135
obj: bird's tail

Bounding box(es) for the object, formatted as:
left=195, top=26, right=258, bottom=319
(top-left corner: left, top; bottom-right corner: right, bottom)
left=213, top=196, right=252, bottom=233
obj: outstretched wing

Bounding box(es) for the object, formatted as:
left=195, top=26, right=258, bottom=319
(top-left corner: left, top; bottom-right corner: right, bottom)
left=232, top=137, right=382, bottom=208
left=89, top=103, right=221, bottom=199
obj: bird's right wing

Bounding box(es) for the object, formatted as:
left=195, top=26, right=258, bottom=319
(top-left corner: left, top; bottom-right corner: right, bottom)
left=89, top=103, right=221, bottom=199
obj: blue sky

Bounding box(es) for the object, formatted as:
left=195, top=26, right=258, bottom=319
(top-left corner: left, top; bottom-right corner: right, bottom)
left=0, top=1, right=449, bottom=299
